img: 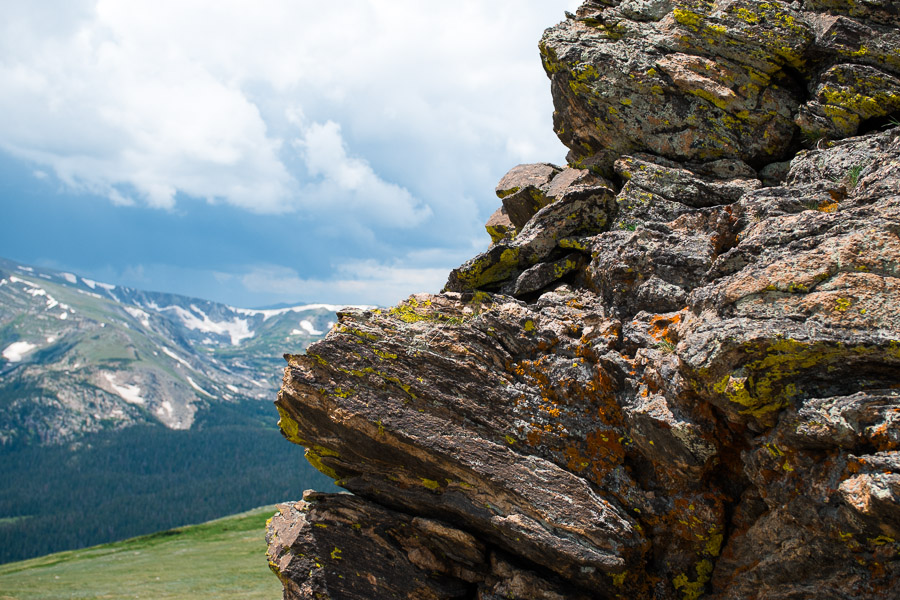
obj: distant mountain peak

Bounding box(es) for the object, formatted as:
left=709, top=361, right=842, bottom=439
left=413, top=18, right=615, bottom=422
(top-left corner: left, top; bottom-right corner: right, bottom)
left=0, top=256, right=350, bottom=447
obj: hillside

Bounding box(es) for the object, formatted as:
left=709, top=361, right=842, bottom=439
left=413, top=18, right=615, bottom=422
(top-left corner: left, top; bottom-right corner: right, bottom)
left=0, top=257, right=350, bottom=563
left=0, top=256, right=370, bottom=448
left=0, top=505, right=282, bottom=600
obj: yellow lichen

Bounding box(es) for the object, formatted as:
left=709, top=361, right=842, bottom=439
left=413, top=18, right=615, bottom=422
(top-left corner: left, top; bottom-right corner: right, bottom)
left=330, top=386, right=355, bottom=399
left=559, top=237, right=587, bottom=251
left=834, top=297, right=852, bottom=312
left=673, top=8, right=704, bottom=29
left=453, top=247, right=521, bottom=290
left=276, top=406, right=308, bottom=445
left=711, top=338, right=856, bottom=420
left=420, top=478, right=441, bottom=491
left=673, top=558, right=714, bottom=600
left=305, top=447, right=339, bottom=479
left=335, top=324, right=379, bottom=341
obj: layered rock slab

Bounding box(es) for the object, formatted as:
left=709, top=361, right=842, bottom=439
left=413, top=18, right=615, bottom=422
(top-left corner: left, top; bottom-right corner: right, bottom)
left=269, top=0, right=900, bottom=596
left=271, top=126, right=900, bottom=598
left=274, top=292, right=651, bottom=594
left=266, top=491, right=589, bottom=600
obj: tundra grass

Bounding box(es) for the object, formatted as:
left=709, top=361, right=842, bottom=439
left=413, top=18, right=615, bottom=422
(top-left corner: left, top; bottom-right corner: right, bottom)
left=0, top=506, right=282, bottom=600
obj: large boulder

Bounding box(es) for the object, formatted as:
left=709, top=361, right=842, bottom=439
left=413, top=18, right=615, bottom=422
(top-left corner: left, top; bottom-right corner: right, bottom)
left=269, top=1, right=900, bottom=597
left=541, top=0, right=900, bottom=174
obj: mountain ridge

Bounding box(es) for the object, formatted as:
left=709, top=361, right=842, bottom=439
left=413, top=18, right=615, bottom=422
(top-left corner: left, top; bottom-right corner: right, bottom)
left=0, top=255, right=372, bottom=447
left=0, top=255, right=341, bottom=563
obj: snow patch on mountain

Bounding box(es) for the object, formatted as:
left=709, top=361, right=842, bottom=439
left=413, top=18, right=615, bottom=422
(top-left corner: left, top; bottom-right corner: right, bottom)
left=292, top=319, right=324, bottom=336
left=161, top=347, right=195, bottom=371
left=235, top=303, right=376, bottom=320
left=77, top=289, right=104, bottom=299
left=103, top=373, right=145, bottom=405
left=3, top=341, right=37, bottom=362
left=9, top=276, right=73, bottom=316
left=148, top=302, right=253, bottom=345
left=81, top=278, right=115, bottom=291
left=187, top=376, right=214, bottom=398
left=123, top=306, right=151, bottom=329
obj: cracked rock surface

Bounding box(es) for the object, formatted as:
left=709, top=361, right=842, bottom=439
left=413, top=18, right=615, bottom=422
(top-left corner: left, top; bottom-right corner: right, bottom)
left=269, top=1, right=900, bottom=598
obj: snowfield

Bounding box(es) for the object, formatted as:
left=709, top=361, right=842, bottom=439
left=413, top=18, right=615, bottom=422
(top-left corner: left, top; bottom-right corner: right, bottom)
left=3, top=341, right=37, bottom=362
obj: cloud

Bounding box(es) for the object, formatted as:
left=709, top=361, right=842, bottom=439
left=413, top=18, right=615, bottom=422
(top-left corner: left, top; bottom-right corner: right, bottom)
left=0, top=3, right=295, bottom=212
left=2, top=1, right=585, bottom=310
left=240, top=260, right=450, bottom=308
left=0, top=0, right=577, bottom=222
left=294, top=120, right=431, bottom=227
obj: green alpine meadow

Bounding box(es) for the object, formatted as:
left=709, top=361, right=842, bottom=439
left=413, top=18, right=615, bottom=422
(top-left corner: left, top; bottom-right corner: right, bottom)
left=0, top=506, right=281, bottom=600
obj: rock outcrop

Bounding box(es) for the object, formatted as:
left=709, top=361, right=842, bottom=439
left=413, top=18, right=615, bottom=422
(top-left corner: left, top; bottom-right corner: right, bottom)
left=268, top=1, right=900, bottom=598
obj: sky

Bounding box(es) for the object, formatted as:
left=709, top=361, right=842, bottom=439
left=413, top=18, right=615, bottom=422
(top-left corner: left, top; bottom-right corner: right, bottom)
left=0, top=0, right=579, bottom=308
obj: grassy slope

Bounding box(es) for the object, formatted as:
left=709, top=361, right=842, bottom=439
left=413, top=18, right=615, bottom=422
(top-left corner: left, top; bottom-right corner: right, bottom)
left=0, top=397, right=334, bottom=564
left=0, top=506, right=283, bottom=600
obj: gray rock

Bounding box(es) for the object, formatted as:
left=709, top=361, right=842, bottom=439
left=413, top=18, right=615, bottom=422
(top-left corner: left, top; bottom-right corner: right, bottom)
left=496, top=163, right=560, bottom=228
left=445, top=171, right=615, bottom=293
left=509, top=253, right=583, bottom=297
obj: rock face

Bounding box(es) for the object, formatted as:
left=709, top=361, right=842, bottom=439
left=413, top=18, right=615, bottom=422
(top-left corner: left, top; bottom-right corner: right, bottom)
left=269, top=2, right=900, bottom=598
left=542, top=0, right=900, bottom=174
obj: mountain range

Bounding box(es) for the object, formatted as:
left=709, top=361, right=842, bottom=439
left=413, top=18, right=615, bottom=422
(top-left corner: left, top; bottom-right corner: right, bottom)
left=0, top=256, right=371, bottom=448
left=0, top=256, right=361, bottom=563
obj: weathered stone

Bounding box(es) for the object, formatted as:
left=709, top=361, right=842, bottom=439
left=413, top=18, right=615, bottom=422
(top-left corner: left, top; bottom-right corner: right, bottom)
left=805, top=0, right=900, bottom=28
left=509, top=253, right=583, bottom=297
left=485, top=206, right=515, bottom=245
left=270, top=2, right=900, bottom=598
left=541, top=0, right=900, bottom=173
left=758, top=160, right=791, bottom=186
left=267, top=491, right=585, bottom=599
left=803, top=63, right=900, bottom=138
left=587, top=206, right=735, bottom=317
left=445, top=177, right=615, bottom=293
left=496, top=163, right=561, bottom=228
left=496, top=162, right=560, bottom=198
left=266, top=493, right=479, bottom=599
left=540, top=2, right=804, bottom=173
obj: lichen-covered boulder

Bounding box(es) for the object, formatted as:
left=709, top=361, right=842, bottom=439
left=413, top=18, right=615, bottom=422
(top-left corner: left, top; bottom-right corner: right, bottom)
left=495, top=162, right=561, bottom=229
left=541, top=0, right=900, bottom=174
left=269, top=1, right=900, bottom=597
left=447, top=166, right=616, bottom=295
left=272, top=126, right=900, bottom=599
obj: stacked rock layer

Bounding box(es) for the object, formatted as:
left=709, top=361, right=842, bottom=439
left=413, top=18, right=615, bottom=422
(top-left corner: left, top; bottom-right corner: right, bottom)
left=268, top=1, right=900, bottom=598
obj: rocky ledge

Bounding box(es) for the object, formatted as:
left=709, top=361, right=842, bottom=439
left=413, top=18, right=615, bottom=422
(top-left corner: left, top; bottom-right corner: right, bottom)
left=267, top=2, right=900, bottom=598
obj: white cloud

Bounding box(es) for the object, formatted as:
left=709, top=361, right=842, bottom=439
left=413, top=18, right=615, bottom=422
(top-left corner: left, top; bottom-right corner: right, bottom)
left=295, top=120, right=431, bottom=227
left=0, top=0, right=295, bottom=213
left=240, top=260, right=450, bottom=308
left=0, top=0, right=577, bottom=223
